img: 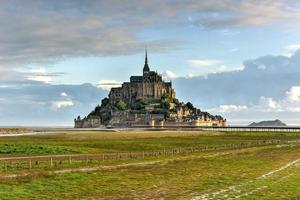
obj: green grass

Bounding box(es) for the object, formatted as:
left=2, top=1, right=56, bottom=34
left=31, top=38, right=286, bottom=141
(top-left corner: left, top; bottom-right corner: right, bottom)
left=0, top=130, right=300, bottom=199
left=0, top=130, right=299, bottom=155
left=0, top=145, right=299, bottom=199
left=0, top=144, right=77, bottom=154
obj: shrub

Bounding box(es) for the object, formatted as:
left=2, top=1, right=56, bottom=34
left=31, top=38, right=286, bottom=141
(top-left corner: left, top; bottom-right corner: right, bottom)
left=101, top=97, right=109, bottom=107
left=160, top=100, right=170, bottom=109
left=186, top=102, right=194, bottom=110
left=173, top=98, right=180, bottom=105
left=116, top=100, right=127, bottom=110
left=131, top=100, right=146, bottom=110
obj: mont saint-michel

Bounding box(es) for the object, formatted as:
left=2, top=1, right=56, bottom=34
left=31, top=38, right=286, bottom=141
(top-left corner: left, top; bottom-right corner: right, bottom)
left=74, top=51, right=226, bottom=128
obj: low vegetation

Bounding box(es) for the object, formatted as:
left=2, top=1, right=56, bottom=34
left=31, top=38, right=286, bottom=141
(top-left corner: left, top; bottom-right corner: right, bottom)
left=0, top=130, right=299, bottom=199
left=0, top=128, right=28, bottom=134
left=0, top=144, right=76, bottom=154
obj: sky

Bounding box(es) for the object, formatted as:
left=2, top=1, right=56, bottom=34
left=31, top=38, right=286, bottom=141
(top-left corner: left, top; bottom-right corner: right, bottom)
left=1, top=0, right=300, bottom=126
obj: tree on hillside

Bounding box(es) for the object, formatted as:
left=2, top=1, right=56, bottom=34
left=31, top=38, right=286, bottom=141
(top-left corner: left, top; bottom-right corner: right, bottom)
left=116, top=100, right=127, bottom=110
left=161, top=92, right=170, bottom=100
left=186, top=102, right=194, bottom=110
left=101, top=97, right=109, bottom=108
left=173, top=98, right=180, bottom=105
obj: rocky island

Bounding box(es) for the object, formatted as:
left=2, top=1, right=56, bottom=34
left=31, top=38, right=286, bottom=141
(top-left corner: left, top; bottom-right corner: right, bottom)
left=249, top=119, right=287, bottom=127
left=74, top=51, right=226, bottom=128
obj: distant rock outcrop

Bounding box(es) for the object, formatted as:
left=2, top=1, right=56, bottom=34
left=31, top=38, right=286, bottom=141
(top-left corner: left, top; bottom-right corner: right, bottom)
left=248, top=119, right=287, bottom=127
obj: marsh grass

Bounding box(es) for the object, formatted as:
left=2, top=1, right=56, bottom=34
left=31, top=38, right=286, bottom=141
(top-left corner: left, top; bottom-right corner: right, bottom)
left=0, top=146, right=299, bottom=199
left=0, top=130, right=300, bottom=199
left=0, top=131, right=299, bottom=155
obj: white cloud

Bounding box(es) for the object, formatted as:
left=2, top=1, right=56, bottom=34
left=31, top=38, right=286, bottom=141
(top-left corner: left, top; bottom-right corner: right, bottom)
left=162, top=70, right=178, bottom=79
left=27, top=68, right=52, bottom=84
left=188, top=59, right=220, bottom=67
left=97, top=80, right=122, bottom=91
left=192, top=1, right=300, bottom=28
left=61, top=92, right=68, bottom=97
left=260, top=96, right=281, bottom=109
left=254, top=87, right=300, bottom=113
left=285, top=44, right=300, bottom=51
left=52, top=100, right=74, bottom=110
left=0, top=0, right=300, bottom=76
left=213, top=65, right=243, bottom=74
left=285, top=86, right=300, bottom=103
left=218, top=105, right=248, bottom=113
left=287, top=107, right=300, bottom=113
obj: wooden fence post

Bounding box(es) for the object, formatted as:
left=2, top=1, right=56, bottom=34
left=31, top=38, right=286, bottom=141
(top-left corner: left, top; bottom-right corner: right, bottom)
left=69, top=156, right=72, bottom=164
left=50, top=157, right=53, bottom=167
left=29, top=160, right=32, bottom=169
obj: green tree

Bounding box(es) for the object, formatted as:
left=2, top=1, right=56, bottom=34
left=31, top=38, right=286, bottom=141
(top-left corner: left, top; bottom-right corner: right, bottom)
left=161, top=92, right=170, bottom=100
left=173, top=98, right=180, bottom=105
left=101, top=97, right=109, bottom=108
left=116, top=100, right=127, bottom=110
left=186, top=102, right=194, bottom=110
left=131, top=100, right=146, bottom=110
left=160, top=92, right=172, bottom=110
left=160, top=100, right=170, bottom=110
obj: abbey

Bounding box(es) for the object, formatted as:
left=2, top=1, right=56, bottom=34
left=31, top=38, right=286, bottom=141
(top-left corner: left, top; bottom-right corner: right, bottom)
left=75, top=50, right=226, bottom=128
left=109, top=50, right=175, bottom=105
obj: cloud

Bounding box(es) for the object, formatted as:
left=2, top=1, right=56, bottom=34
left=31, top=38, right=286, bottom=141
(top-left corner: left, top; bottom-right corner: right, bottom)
left=284, top=44, right=300, bottom=57
left=0, top=80, right=107, bottom=126
left=288, top=107, right=300, bottom=113
left=187, top=60, right=242, bottom=76
left=188, top=59, right=220, bottom=67
left=1, top=0, right=300, bottom=126
left=285, top=86, right=300, bottom=103
left=285, top=44, right=300, bottom=51
left=97, top=80, right=122, bottom=91
left=0, top=0, right=299, bottom=74
left=213, top=65, right=243, bottom=74
left=176, top=50, right=300, bottom=107
left=26, top=68, right=66, bottom=84
left=0, top=0, right=183, bottom=73
left=218, top=105, right=248, bottom=113
left=191, top=1, right=300, bottom=28
left=174, top=50, right=300, bottom=124
left=52, top=100, right=74, bottom=110
left=162, top=70, right=178, bottom=79
left=259, top=96, right=281, bottom=110
left=61, top=92, right=68, bottom=97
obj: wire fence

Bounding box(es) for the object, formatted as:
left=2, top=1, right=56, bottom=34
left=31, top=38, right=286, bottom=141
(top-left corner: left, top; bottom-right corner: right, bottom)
left=0, top=139, right=298, bottom=171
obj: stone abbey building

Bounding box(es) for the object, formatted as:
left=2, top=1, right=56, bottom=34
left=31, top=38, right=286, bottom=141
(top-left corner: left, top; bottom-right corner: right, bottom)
left=109, top=50, right=175, bottom=105
left=75, top=51, right=226, bottom=128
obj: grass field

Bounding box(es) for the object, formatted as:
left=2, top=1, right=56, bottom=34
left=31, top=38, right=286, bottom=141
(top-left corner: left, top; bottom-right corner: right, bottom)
left=0, top=128, right=27, bottom=134
left=0, top=130, right=300, bottom=199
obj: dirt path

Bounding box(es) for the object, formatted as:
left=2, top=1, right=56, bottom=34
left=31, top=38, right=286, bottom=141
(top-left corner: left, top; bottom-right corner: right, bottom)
left=0, top=131, right=63, bottom=137
left=190, top=158, right=300, bottom=200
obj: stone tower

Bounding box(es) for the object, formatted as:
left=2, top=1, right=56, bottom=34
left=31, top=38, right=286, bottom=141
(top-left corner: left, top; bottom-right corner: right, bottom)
left=143, top=49, right=150, bottom=75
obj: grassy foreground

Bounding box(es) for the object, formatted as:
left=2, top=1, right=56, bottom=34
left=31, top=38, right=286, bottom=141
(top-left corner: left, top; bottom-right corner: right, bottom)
left=0, top=130, right=300, bottom=199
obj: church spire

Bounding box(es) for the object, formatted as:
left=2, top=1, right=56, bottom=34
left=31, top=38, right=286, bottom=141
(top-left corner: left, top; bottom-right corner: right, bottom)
left=143, top=48, right=150, bottom=73
left=145, top=48, right=148, bottom=65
